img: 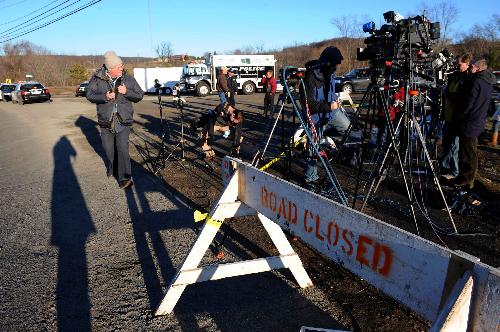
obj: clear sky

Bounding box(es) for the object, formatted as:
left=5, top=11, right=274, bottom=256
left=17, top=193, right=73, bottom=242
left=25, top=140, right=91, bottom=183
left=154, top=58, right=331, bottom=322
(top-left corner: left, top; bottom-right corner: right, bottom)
left=0, top=0, right=498, bottom=57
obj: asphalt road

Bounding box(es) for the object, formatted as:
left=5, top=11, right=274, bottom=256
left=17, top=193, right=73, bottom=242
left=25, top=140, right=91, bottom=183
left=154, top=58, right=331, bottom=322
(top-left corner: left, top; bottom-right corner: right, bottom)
left=0, top=96, right=349, bottom=331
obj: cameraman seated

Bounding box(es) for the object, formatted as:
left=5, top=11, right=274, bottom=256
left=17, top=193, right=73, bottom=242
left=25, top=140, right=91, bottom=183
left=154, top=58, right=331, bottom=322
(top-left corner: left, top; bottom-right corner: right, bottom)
left=299, top=46, right=351, bottom=188
left=191, top=102, right=244, bottom=158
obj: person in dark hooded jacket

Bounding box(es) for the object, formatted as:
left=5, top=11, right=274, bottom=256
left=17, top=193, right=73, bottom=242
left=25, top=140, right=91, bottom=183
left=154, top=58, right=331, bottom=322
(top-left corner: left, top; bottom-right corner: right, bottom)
left=298, top=46, right=349, bottom=188
left=86, top=50, right=144, bottom=189
left=453, top=59, right=495, bottom=188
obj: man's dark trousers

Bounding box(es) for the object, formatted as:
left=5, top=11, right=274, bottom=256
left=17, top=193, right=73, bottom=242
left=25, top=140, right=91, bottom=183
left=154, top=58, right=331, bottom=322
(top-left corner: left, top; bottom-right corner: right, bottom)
left=263, top=94, right=274, bottom=116
left=457, top=136, right=478, bottom=188
left=101, top=127, right=131, bottom=181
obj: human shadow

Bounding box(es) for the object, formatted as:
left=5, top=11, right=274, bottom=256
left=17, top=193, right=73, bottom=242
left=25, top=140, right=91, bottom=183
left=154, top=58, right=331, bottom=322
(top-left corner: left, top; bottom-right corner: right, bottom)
left=50, top=136, right=95, bottom=332
left=75, top=116, right=107, bottom=165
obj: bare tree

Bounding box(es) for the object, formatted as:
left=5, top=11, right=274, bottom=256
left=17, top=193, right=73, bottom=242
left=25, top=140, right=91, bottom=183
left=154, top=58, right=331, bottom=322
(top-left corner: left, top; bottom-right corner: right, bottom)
left=254, top=41, right=265, bottom=54
left=417, top=1, right=459, bottom=46
left=330, top=15, right=368, bottom=71
left=154, top=41, right=174, bottom=64
left=455, top=14, right=500, bottom=68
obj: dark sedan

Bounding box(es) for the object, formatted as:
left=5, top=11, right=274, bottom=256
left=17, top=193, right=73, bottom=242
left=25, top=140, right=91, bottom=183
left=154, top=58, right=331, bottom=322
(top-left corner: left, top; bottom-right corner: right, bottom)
left=335, top=67, right=371, bottom=93
left=12, top=83, right=51, bottom=104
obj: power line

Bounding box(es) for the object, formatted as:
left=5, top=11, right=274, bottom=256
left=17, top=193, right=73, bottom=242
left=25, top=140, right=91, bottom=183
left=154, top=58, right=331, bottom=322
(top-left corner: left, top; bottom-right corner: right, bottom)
left=0, top=0, right=30, bottom=10
left=0, top=0, right=102, bottom=43
left=0, top=0, right=63, bottom=27
left=0, top=0, right=81, bottom=38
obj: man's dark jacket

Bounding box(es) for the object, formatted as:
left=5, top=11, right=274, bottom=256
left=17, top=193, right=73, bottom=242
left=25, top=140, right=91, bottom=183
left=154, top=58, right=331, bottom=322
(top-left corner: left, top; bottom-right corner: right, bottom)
left=455, top=70, right=495, bottom=138
left=299, top=60, right=332, bottom=115
left=86, top=66, right=144, bottom=128
left=227, top=75, right=238, bottom=93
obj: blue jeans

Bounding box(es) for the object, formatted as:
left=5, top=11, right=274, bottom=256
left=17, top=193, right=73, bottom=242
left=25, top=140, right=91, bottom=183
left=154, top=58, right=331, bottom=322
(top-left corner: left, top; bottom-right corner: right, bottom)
left=305, top=155, right=319, bottom=183
left=492, top=120, right=500, bottom=133
left=312, top=109, right=351, bottom=139
left=218, top=92, right=227, bottom=104
left=304, top=109, right=351, bottom=183
left=440, top=123, right=459, bottom=177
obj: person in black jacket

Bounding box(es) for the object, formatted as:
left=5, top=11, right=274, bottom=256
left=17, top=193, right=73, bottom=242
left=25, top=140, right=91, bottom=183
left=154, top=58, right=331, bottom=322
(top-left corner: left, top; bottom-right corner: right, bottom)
left=86, top=51, right=144, bottom=189
left=453, top=59, right=495, bottom=189
left=227, top=69, right=238, bottom=106
left=299, top=46, right=349, bottom=188
left=440, top=54, right=472, bottom=179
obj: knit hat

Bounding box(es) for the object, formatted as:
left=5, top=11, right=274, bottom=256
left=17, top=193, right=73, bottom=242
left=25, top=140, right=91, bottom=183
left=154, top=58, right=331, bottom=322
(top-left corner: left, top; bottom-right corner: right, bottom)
left=104, top=50, right=122, bottom=69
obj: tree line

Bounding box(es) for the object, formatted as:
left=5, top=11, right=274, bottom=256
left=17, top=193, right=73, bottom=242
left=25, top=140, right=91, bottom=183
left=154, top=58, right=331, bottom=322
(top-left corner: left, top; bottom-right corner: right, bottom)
left=0, top=7, right=497, bottom=87
left=0, top=42, right=154, bottom=86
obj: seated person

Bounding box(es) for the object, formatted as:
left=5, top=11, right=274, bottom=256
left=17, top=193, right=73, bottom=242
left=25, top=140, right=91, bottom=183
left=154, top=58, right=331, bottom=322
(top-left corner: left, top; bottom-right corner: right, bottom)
left=191, top=102, right=244, bottom=158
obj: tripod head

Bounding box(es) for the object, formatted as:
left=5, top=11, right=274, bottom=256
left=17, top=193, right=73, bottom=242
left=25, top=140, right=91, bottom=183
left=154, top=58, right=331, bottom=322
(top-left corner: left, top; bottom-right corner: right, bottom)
left=154, top=79, right=162, bottom=92
left=173, top=96, right=186, bottom=109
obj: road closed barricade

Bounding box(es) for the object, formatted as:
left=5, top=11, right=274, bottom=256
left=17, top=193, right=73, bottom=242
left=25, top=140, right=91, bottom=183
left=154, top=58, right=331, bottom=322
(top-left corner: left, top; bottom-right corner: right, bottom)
left=156, top=157, right=499, bottom=331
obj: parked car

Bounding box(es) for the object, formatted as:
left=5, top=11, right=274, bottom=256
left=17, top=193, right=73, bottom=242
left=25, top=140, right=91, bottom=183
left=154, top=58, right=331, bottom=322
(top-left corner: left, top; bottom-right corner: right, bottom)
left=335, top=67, right=370, bottom=93
left=11, top=82, right=51, bottom=105
left=0, top=84, right=17, bottom=101
left=75, top=81, right=89, bottom=97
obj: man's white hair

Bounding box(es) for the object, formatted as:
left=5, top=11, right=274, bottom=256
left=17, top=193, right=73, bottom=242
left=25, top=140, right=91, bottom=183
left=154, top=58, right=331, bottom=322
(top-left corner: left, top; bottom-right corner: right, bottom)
left=473, top=59, right=488, bottom=70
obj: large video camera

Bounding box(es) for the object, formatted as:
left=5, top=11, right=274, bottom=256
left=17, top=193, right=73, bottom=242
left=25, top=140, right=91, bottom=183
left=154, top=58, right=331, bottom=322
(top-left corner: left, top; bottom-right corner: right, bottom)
left=279, top=66, right=306, bottom=102
left=357, top=11, right=441, bottom=63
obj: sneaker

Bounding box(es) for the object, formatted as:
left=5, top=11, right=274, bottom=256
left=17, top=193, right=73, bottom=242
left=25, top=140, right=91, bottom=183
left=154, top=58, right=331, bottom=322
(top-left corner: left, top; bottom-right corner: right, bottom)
left=119, top=179, right=134, bottom=189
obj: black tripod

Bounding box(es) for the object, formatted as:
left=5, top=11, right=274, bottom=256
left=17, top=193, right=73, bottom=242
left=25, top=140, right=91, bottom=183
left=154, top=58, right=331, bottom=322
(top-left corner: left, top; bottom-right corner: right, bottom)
left=333, top=76, right=457, bottom=235
left=251, top=92, right=296, bottom=178
left=165, top=94, right=187, bottom=161
left=151, top=86, right=186, bottom=174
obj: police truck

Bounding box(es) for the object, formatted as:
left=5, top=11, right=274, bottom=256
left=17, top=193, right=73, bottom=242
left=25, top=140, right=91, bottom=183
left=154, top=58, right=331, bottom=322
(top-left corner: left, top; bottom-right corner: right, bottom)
left=180, top=54, right=276, bottom=96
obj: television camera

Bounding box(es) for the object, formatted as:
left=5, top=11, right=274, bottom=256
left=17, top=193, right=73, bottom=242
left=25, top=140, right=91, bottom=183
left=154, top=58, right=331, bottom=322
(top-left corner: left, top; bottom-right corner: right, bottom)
left=279, top=66, right=306, bottom=102
left=357, top=11, right=440, bottom=62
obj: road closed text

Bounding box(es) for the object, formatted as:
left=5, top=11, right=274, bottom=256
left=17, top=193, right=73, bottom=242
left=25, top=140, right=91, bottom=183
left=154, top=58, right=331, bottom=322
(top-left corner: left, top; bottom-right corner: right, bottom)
left=261, top=186, right=393, bottom=277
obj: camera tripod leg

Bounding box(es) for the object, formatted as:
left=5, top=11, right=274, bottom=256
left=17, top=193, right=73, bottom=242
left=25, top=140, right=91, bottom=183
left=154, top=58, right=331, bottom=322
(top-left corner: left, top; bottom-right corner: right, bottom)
left=332, top=84, right=375, bottom=164
left=410, top=115, right=457, bottom=233
left=251, top=100, right=286, bottom=167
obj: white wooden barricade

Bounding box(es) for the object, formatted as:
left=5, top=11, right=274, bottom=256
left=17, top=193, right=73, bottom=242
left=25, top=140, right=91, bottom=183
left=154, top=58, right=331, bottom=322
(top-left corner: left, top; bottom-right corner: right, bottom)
left=156, top=157, right=500, bottom=331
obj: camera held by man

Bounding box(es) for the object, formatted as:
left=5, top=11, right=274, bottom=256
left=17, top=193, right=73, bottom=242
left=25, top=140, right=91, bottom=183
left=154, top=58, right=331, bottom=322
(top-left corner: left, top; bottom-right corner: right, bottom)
left=190, top=102, right=244, bottom=159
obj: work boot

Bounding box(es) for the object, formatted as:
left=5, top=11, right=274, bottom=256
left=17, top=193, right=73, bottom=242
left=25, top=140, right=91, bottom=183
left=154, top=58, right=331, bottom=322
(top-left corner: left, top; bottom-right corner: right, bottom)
left=119, top=179, right=134, bottom=189
left=190, top=121, right=198, bottom=136
left=453, top=177, right=474, bottom=190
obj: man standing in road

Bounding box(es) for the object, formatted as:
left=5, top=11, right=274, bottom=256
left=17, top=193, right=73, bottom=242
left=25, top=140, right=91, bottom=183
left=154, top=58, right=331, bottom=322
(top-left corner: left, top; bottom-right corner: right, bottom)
left=216, top=66, right=229, bottom=104
left=227, top=69, right=238, bottom=106
left=453, top=59, right=495, bottom=189
left=440, top=54, right=471, bottom=180
left=261, top=69, right=277, bottom=117
left=86, top=51, right=144, bottom=189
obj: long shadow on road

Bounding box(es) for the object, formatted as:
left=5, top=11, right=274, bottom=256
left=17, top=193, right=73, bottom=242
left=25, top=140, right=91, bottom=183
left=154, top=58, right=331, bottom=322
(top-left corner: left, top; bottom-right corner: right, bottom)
left=50, top=136, right=95, bottom=332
